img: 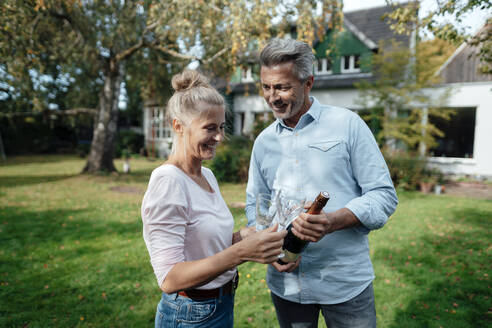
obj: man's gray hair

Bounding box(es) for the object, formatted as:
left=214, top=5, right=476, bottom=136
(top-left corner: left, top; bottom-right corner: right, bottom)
left=259, top=38, right=315, bottom=81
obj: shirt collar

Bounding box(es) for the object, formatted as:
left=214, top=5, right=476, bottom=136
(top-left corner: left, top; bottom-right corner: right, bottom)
left=274, top=96, right=322, bottom=133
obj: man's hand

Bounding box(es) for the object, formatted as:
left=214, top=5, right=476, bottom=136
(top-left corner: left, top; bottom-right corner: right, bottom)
left=291, top=208, right=361, bottom=242
left=271, top=257, right=301, bottom=273
left=291, top=212, right=333, bottom=242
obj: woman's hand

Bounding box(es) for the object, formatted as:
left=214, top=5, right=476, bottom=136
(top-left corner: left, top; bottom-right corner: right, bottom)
left=237, top=223, right=286, bottom=264
left=239, top=226, right=256, bottom=239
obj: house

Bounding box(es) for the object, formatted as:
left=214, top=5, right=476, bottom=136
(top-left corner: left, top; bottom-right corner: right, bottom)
left=143, top=98, right=172, bottom=158
left=228, top=5, right=492, bottom=179
left=424, top=22, right=492, bottom=178
left=142, top=4, right=411, bottom=156
left=141, top=4, right=491, bottom=179
left=228, top=4, right=414, bottom=136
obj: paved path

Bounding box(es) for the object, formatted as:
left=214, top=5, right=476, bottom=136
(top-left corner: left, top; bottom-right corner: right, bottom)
left=443, top=181, right=492, bottom=200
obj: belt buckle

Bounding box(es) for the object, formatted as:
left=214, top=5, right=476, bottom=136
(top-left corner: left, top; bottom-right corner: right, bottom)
left=232, top=270, right=239, bottom=290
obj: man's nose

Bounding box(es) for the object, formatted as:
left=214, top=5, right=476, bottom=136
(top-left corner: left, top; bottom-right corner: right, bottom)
left=268, top=89, right=280, bottom=103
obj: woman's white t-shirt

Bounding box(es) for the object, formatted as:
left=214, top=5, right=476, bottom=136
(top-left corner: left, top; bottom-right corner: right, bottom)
left=141, top=164, right=236, bottom=289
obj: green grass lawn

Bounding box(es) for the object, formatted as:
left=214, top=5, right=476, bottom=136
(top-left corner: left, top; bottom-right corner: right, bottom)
left=1, top=155, right=490, bottom=327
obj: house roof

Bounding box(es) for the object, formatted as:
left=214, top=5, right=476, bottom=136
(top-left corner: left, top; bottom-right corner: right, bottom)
left=344, top=3, right=411, bottom=49
left=435, top=22, right=492, bottom=83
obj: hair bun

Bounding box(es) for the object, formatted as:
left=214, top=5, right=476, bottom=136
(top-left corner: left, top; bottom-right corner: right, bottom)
left=171, top=70, right=209, bottom=92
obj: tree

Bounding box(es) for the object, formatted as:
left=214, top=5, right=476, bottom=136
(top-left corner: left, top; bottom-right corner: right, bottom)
left=385, top=0, right=491, bottom=74
left=0, top=0, right=343, bottom=173
left=355, top=39, right=453, bottom=155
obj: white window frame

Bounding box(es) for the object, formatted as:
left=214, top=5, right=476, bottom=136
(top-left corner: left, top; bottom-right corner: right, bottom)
left=149, top=106, right=172, bottom=141
left=341, top=55, right=361, bottom=74
left=241, top=66, right=254, bottom=83
left=314, top=58, right=332, bottom=75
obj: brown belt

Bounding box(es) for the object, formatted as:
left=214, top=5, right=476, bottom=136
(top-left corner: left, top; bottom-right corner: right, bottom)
left=178, top=273, right=239, bottom=300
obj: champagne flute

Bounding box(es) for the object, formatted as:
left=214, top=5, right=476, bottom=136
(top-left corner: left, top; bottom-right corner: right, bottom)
left=255, top=193, right=276, bottom=231
left=276, top=190, right=306, bottom=260
left=276, top=190, right=306, bottom=231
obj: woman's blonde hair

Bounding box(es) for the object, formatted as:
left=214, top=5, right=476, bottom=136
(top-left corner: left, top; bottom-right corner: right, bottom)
left=166, top=70, right=225, bottom=154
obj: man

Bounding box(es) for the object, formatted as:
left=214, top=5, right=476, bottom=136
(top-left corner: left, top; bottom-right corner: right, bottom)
left=245, top=38, right=398, bottom=327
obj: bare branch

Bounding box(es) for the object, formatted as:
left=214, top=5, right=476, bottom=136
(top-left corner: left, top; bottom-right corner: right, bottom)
left=144, top=21, right=158, bottom=32
left=202, top=47, right=231, bottom=64
left=152, top=44, right=230, bottom=64
left=207, top=3, right=223, bottom=13
left=30, top=15, right=41, bottom=48
left=115, top=40, right=145, bottom=63
left=152, top=44, right=200, bottom=61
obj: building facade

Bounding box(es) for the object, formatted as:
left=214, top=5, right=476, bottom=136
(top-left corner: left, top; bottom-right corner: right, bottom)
left=425, top=23, right=492, bottom=178
left=228, top=5, right=492, bottom=178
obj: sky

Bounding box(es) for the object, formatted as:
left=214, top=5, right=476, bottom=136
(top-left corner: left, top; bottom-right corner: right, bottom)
left=342, top=0, right=489, bottom=35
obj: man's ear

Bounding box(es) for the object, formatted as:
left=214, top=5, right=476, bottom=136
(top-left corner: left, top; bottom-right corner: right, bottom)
left=172, top=118, right=183, bottom=134
left=304, top=75, right=314, bottom=91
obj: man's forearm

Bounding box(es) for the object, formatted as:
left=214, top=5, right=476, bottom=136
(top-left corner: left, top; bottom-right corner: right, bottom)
left=329, top=207, right=362, bottom=233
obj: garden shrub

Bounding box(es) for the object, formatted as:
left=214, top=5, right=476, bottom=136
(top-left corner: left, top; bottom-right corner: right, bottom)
left=115, top=129, right=144, bottom=158
left=0, top=115, right=83, bottom=155
left=206, top=135, right=253, bottom=183
left=383, top=149, right=427, bottom=190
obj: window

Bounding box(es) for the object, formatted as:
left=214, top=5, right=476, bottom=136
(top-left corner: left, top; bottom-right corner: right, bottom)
left=241, top=65, right=254, bottom=83
left=429, top=108, right=476, bottom=158
left=354, top=55, right=360, bottom=69
left=314, top=58, right=332, bottom=75
left=341, top=55, right=361, bottom=73
left=149, top=107, right=171, bottom=140
left=343, top=56, right=350, bottom=70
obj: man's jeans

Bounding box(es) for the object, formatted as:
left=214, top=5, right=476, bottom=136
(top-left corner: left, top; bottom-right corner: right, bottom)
left=155, top=292, right=234, bottom=328
left=271, top=283, right=376, bottom=328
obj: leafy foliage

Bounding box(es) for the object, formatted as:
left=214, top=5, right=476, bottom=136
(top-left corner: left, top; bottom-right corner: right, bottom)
left=383, top=149, right=445, bottom=190
left=356, top=39, right=453, bottom=154
left=114, top=129, right=145, bottom=159
left=205, top=135, right=253, bottom=183
left=0, top=0, right=343, bottom=173
left=385, top=1, right=491, bottom=74
left=252, top=111, right=276, bottom=139
left=0, top=113, right=92, bottom=155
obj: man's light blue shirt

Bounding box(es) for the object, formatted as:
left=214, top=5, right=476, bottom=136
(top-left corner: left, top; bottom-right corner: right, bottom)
left=245, top=97, right=398, bottom=304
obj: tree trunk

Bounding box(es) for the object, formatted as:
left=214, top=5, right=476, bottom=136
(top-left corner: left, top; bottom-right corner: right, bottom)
left=384, top=106, right=397, bottom=151
left=83, top=59, right=124, bottom=173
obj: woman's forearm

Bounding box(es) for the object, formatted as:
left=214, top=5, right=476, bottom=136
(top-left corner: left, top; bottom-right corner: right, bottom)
left=160, top=243, right=244, bottom=293
left=161, top=226, right=285, bottom=293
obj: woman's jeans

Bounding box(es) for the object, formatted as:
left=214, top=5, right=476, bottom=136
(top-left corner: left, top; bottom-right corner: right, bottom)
left=155, top=292, right=234, bottom=328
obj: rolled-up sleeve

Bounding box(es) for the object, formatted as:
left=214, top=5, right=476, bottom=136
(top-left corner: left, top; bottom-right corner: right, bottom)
left=141, top=176, right=188, bottom=287
left=344, top=114, right=398, bottom=230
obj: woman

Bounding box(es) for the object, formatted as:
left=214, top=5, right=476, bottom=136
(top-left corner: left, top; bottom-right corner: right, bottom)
left=141, top=70, right=286, bottom=328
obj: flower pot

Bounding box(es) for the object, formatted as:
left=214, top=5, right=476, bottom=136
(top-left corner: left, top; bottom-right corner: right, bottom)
left=419, top=181, right=434, bottom=193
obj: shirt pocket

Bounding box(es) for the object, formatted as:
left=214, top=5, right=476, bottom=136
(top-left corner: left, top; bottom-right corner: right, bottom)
left=308, top=140, right=343, bottom=153
left=306, top=140, right=349, bottom=177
